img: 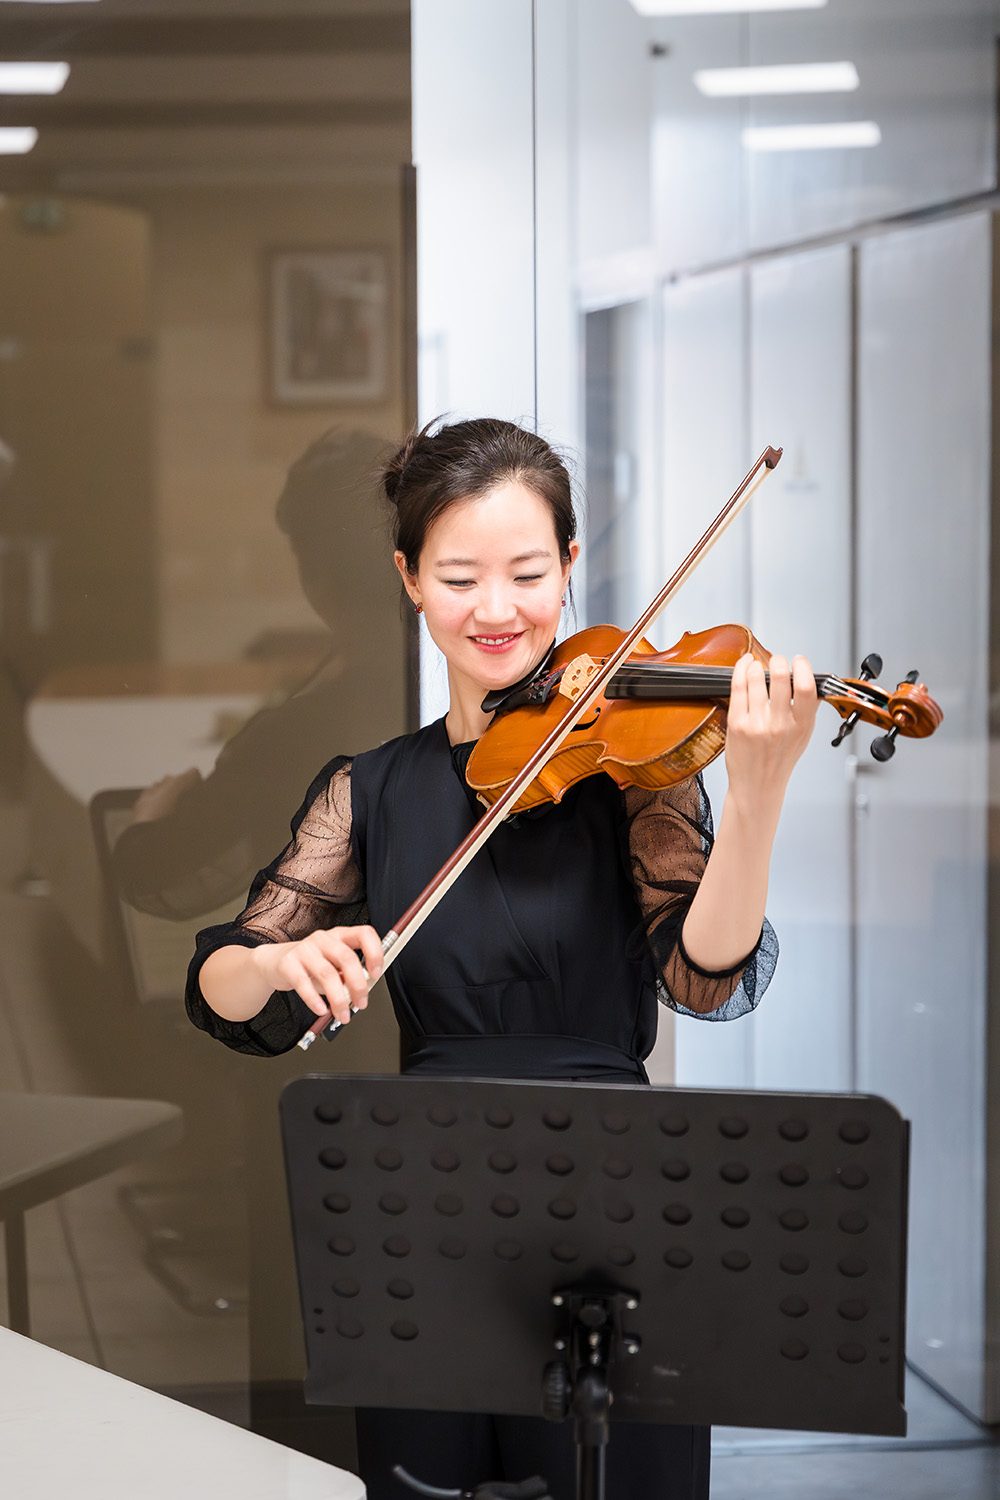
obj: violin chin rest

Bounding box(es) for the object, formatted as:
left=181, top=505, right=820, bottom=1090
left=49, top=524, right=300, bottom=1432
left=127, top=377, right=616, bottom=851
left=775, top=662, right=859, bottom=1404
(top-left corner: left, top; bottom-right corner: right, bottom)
left=480, top=640, right=557, bottom=714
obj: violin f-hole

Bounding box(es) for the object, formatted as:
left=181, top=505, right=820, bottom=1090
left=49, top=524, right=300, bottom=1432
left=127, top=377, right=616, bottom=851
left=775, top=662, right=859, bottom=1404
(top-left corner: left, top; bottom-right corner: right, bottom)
left=570, top=707, right=602, bottom=732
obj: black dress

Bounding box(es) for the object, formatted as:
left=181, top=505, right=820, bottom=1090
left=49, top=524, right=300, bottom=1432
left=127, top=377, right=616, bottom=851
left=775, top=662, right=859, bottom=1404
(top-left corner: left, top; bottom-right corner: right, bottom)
left=186, top=715, right=778, bottom=1499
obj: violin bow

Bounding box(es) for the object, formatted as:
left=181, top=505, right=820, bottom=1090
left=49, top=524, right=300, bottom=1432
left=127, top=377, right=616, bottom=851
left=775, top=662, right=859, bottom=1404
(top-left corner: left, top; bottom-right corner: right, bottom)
left=297, top=444, right=783, bottom=1049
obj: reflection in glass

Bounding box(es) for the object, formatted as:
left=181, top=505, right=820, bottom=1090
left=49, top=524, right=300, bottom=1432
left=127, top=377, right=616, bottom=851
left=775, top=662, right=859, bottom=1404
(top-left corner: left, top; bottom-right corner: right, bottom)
left=0, top=0, right=412, bottom=1464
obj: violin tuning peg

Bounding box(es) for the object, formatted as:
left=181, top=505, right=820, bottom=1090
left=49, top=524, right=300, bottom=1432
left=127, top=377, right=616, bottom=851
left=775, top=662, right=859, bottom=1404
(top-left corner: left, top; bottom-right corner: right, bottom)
left=900, top=669, right=919, bottom=686
left=832, top=711, right=860, bottom=748
left=834, top=653, right=884, bottom=747
left=871, top=726, right=899, bottom=762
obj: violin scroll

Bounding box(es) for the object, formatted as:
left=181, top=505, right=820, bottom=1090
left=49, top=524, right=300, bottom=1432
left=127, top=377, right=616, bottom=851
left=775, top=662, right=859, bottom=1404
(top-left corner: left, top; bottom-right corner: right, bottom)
left=828, top=655, right=943, bottom=761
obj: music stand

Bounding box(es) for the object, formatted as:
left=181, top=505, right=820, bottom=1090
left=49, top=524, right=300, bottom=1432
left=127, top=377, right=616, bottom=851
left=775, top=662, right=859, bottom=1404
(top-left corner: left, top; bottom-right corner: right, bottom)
left=281, top=1076, right=908, bottom=1499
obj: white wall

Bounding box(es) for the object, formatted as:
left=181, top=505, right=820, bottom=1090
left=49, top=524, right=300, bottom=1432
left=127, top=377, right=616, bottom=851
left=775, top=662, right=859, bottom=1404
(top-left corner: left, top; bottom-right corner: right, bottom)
left=747, top=245, right=853, bottom=1093
left=856, top=213, right=991, bottom=1416
left=412, top=0, right=538, bottom=723
left=414, top=2, right=998, bottom=1414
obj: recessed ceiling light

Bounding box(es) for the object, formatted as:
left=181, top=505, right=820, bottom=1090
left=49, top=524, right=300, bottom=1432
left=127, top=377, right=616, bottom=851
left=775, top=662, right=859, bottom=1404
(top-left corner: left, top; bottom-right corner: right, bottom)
left=695, top=62, right=859, bottom=96
left=631, top=0, right=827, bottom=15
left=743, top=121, right=881, bottom=150
left=0, top=63, right=70, bottom=96
left=0, top=128, right=39, bottom=155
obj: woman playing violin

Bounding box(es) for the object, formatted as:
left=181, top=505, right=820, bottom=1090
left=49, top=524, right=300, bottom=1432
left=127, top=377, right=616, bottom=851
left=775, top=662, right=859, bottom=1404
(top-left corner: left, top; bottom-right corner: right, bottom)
left=187, top=416, right=819, bottom=1500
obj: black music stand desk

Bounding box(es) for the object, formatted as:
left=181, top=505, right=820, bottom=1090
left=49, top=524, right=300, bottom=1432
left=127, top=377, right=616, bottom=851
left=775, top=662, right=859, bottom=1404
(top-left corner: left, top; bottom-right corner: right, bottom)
left=281, top=1076, right=908, bottom=1494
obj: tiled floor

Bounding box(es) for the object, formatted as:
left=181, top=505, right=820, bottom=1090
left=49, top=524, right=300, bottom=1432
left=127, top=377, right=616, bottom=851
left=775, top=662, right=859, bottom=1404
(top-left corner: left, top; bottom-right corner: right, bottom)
left=712, top=1368, right=1000, bottom=1497
left=711, top=1446, right=1000, bottom=1500
left=2, top=792, right=999, bottom=1496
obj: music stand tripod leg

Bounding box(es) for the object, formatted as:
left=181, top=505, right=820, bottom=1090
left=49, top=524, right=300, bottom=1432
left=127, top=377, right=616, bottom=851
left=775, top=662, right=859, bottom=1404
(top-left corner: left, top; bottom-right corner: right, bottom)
left=573, top=1366, right=609, bottom=1500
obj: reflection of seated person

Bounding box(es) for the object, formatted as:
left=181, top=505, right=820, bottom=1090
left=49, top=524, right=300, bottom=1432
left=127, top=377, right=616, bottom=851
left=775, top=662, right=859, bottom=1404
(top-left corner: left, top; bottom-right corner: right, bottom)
left=112, top=429, right=400, bottom=919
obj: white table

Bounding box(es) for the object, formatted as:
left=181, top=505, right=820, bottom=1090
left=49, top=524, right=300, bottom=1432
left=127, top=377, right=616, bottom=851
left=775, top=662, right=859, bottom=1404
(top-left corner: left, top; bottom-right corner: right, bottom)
left=0, top=1328, right=365, bottom=1499
left=0, top=1092, right=184, bottom=1336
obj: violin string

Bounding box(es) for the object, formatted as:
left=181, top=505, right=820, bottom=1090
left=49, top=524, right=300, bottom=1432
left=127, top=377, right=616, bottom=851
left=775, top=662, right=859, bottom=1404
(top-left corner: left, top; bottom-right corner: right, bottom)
left=606, top=666, right=835, bottom=694
left=606, top=663, right=888, bottom=705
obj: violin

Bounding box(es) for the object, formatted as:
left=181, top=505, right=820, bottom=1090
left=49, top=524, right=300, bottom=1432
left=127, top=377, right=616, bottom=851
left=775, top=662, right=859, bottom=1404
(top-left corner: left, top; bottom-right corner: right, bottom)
left=296, top=444, right=942, bottom=1051
left=464, top=623, right=943, bottom=815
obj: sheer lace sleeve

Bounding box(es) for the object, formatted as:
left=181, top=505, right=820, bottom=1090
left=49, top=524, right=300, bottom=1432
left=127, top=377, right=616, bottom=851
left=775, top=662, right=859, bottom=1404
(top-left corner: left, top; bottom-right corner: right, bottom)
left=185, top=755, right=365, bottom=1056
left=624, top=774, right=777, bottom=1021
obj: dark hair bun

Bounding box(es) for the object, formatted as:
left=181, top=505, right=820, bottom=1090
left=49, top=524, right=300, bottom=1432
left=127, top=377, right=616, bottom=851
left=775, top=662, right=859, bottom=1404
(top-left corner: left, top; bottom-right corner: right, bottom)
left=382, top=423, right=432, bottom=506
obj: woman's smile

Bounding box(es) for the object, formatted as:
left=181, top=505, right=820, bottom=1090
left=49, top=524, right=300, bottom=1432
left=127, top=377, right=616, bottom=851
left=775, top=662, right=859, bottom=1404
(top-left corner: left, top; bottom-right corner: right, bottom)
left=468, top=630, right=525, bottom=655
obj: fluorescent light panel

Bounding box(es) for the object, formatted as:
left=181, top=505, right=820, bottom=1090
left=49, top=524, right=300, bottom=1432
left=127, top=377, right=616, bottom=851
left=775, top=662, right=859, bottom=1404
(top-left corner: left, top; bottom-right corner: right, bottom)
left=0, top=62, right=69, bottom=95
left=743, top=121, right=881, bottom=150
left=695, top=62, right=859, bottom=96
left=631, top=0, right=827, bottom=15
left=0, top=127, right=38, bottom=155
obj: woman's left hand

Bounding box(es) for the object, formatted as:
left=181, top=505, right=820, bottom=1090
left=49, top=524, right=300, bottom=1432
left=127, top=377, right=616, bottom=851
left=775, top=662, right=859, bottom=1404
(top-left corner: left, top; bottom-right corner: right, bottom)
left=724, top=652, right=819, bottom=812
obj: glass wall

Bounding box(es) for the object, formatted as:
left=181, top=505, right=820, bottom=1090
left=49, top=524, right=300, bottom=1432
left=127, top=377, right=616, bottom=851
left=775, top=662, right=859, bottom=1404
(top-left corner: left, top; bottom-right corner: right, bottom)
left=0, top=0, right=413, bottom=1467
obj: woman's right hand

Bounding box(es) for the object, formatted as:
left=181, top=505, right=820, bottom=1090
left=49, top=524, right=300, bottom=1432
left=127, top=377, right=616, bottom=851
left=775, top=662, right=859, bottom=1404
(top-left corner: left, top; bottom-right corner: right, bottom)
left=251, top=925, right=384, bottom=1025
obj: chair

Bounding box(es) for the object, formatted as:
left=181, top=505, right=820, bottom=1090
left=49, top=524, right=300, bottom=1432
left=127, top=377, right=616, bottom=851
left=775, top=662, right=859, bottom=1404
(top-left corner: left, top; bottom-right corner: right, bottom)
left=89, top=789, right=247, bottom=1318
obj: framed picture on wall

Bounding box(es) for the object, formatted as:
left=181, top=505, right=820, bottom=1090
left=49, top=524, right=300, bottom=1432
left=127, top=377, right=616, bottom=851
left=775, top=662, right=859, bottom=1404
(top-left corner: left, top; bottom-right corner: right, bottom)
left=266, top=248, right=389, bottom=405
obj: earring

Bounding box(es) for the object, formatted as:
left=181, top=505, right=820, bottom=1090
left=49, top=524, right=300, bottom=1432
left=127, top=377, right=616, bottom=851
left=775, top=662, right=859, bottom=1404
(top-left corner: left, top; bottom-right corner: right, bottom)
left=561, top=595, right=566, bottom=606
left=414, top=601, right=423, bottom=614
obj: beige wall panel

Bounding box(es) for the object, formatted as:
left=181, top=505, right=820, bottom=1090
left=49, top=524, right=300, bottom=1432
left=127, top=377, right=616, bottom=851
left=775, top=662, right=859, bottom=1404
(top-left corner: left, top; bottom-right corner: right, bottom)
left=145, top=182, right=407, bottom=664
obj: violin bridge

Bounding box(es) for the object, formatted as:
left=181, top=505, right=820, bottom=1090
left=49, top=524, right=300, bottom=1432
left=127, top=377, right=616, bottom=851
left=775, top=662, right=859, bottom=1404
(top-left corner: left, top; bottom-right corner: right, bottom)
left=558, top=654, right=600, bottom=701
